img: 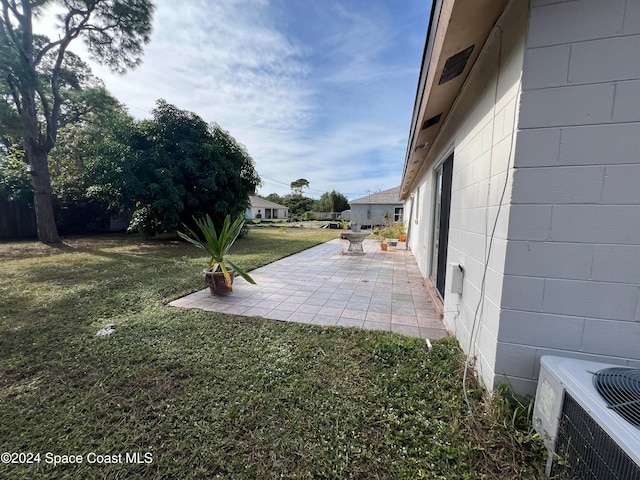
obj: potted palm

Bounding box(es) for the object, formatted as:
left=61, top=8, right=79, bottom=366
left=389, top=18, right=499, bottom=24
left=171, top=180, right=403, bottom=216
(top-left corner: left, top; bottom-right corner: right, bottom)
left=385, top=225, right=399, bottom=250
left=178, top=214, right=256, bottom=295
left=398, top=224, right=407, bottom=242
left=372, top=226, right=389, bottom=251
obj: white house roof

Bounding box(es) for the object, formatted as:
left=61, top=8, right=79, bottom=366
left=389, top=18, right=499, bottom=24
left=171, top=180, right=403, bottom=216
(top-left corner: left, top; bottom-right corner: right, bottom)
left=249, top=196, right=288, bottom=209
left=350, top=186, right=402, bottom=205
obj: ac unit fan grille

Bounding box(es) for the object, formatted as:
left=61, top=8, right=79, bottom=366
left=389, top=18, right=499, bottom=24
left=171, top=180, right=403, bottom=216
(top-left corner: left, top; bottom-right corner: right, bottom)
left=593, top=367, right=640, bottom=426
left=551, top=393, right=640, bottom=480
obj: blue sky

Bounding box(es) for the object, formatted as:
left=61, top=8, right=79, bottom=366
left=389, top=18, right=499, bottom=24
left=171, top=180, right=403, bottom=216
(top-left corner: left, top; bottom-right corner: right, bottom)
left=41, top=0, right=430, bottom=199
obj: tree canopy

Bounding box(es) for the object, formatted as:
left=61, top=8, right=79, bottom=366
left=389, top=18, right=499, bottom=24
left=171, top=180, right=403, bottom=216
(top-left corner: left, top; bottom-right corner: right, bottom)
left=317, top=190, right=349, bottom=213
left=282, top=193, right=314, bottom=219
left=259, top=187, right=350, bottom=219
left=264, top=193, right=285, bottom=206
left=290, top=178, right=309, bottom=195
left=88, top=100, right=261, bottom=235
left=0, top=0, right=154, bottom=242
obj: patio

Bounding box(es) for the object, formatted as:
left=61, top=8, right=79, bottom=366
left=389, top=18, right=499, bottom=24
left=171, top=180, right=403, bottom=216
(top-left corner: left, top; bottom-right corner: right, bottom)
left=169, top=238, right=447, bottom=339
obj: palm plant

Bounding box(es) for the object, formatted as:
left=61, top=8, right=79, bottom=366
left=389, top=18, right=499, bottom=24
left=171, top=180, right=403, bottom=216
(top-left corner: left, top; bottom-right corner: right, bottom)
left=178, top=214, right=256, bottom=293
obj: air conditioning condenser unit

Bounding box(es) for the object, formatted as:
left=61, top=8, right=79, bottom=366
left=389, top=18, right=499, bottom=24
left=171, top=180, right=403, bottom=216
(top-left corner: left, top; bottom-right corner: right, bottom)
left=532, top=355, right=640, bottom=479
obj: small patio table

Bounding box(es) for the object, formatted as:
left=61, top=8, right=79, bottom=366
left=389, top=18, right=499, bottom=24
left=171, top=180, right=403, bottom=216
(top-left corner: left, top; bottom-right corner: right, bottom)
left=341, top=231, right=371, bottom=255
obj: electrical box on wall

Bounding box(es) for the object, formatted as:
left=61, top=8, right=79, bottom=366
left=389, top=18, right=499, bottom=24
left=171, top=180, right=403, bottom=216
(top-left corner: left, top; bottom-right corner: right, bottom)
left=450, top=263, right=464, bottom=294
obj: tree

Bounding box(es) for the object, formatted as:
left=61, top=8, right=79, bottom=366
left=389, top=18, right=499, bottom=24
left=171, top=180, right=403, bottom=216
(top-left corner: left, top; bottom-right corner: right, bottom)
left=264, top=193, right=284, bottom=205
left=317, top=189, right=349, bottom=213
left=290, top=178, right=309, bottom=195
left=87, top=100, right=261, bottom=235
left=0, top=143, right=31, bottom=203
left=2, top=99, right=148, bottom=234
left=0, top=0, right=154, bottom=242
left=47, top=99, right=128, bottom=233
left=48, top=100, right=126, bottom=206
left=283, top=193, right=314, bottom=219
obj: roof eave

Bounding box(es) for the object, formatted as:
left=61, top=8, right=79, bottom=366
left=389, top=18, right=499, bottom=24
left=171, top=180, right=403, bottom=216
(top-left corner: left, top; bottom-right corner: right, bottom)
left=400, top=0, right=510, bottom=200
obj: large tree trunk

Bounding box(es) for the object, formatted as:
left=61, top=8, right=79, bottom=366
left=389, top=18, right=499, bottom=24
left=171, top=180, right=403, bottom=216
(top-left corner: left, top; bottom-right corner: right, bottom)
left=28, top=148, right=60, bottom=243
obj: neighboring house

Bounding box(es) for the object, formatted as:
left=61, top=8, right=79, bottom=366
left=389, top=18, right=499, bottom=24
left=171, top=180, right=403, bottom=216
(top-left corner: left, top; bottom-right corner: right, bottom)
left=247, top=196, right=288, bottom=220
left=400, top=0, right=640, bottom=396
left=349, top=186, right=404, bottom=228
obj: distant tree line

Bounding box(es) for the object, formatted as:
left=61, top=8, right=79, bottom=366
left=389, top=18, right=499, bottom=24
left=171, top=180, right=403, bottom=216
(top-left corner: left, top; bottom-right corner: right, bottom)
left=263, top=180, right=349, bottom=220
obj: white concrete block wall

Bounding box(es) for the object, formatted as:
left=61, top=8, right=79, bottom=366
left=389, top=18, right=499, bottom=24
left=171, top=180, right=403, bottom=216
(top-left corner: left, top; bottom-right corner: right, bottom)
left=496, top=0, right=640, bottom=396
left=407, top=178, right=434, bottom=278
left=448, top=3, right=527, bottom=387
left=407, top=1, right=528, bottom=390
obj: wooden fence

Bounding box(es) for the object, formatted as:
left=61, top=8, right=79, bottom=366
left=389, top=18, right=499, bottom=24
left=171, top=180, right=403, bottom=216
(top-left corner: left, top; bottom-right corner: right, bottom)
left=0, top=199, right=37, bottom=239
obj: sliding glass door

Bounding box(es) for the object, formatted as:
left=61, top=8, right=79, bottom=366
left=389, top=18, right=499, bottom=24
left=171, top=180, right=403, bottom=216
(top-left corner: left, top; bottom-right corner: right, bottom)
left=430, top=154, right=453, bottom=299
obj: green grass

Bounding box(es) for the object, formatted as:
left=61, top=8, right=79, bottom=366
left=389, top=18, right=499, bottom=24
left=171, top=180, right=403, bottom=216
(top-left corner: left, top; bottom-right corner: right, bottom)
left=0, top=229, right=545, bottom=479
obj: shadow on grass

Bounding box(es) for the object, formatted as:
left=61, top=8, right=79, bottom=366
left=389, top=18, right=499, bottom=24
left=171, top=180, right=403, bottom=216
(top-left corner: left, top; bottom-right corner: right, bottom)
left=0, top=228, right=547, bottom=479
left=0, top=229, right=339, bottom=368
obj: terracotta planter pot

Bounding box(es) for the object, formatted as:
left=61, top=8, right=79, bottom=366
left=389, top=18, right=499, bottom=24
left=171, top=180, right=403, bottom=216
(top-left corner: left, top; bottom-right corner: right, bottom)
left=204, top=268, right=235, bottom=296
left=398, top=233, right=407, bottom=242
left=380, top=243, right=388, bottom=251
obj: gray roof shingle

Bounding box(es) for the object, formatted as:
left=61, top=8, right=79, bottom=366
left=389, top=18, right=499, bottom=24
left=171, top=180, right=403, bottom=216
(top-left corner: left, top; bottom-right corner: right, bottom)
left=249, top=196, right=288, bottom=209
left=350, top=186, right=402, bottom=205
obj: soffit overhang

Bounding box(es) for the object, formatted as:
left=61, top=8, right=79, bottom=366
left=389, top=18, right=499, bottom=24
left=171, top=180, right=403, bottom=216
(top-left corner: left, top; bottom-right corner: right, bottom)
left=400, top=0, right=510, bottom=200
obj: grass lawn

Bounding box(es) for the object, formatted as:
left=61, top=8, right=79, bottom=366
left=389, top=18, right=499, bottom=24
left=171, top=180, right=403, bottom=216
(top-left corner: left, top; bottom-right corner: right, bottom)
left=0, top=228, right=545, bottom=479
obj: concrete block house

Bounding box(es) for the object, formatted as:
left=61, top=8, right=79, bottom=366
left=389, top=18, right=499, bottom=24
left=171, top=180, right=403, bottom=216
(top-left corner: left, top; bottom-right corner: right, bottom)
left=349, top=186, right=404, bottom=228
left=247, top=196, right=289, bottom=220
left=400, top=0, right=640, bottom=396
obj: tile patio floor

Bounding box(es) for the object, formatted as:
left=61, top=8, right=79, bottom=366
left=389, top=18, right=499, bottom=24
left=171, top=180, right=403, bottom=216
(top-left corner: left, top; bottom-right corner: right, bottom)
left=169, top=238, right=448, bottom=340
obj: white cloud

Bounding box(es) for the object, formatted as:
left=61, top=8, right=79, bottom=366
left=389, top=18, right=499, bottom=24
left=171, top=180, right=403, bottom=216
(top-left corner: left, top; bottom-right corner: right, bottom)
left=34, top=0, right=429, bottom=200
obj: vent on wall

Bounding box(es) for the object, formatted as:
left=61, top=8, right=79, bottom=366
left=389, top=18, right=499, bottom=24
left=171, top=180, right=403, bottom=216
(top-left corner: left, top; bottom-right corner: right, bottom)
left=439, top=45, right=474, bottom=84
left=421, top=113, right=442, bottom=130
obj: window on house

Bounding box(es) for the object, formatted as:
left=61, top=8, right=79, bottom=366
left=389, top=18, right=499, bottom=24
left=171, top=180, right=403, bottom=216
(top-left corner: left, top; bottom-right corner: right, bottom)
left=394, top=207, right=403, bottom=222
left=430, top=153, right=453, bottom=300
